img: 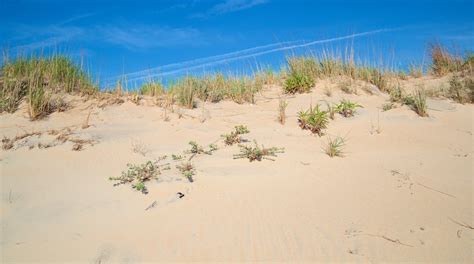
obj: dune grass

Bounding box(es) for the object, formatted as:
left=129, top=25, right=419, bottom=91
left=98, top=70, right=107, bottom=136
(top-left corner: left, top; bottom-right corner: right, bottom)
left=164, top=73, right=262, bottom=108
left=448, top=74, right=474, bottom=103
left=0, top=54, right=96, bottom=118
left=324, top=136, right=345, bottom=157
left=298, top=104, right=329, bottom=136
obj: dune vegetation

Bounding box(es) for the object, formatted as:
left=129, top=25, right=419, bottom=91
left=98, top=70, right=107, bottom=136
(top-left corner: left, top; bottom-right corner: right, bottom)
left=1, top=43, right=472, bottom=121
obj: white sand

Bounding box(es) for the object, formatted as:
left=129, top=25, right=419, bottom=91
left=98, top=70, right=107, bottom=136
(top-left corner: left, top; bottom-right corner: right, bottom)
left=1, top=77, right=473, bottom=263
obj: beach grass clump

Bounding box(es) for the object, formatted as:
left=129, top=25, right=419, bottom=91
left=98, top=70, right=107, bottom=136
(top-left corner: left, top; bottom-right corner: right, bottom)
left=325, top=102, right=337, bottom=120
left=233, top=140, right=284, bottom=162
left=409, top=63, right=423, bottom=78
left=168, top=73, right=261, bottom=106
left=139, top=82, right=164, bottom=96
left=0, top=55, right=96, bottom=114
left=403, top=90, right=429, bottom=117
left=27, top=86, right=52, bottom=120
left=335, top=99, right=362, bottom=117
left=297, top=104, right=329, bottom=136
left=109, top=160, right=162, bottom=194
left=227, top=76, right=260, bottom=104
left=169, top=76, right=197, bottom=109
left=284, top=57, right=316, bottom=94
left=176, top=162, right=195, bottom=182
left=430, top=43, right=464, bottom=76
left=448, top=74, right=474, bottom=103
left=222, top=125, right=250, bottom=145
left=255, top=68, right=279, bottom=86
left=412, top=89, right=429, bottom=117
left=389, top=84, right=404, bottom=102
left=324, top=136, right=345, bottom=157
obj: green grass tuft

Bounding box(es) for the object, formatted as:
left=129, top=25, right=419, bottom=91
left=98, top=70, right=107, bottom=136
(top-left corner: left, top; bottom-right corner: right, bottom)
left=297, top=104, right=329, bottom=136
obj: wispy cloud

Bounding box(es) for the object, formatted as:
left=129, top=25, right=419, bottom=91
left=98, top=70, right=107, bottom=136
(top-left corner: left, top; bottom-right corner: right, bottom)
left=13, top=25, right=84, bottom=52
left=210, top=0, right=269, bottom=15
left=122, top=28, right=402, bottom=82
left=98, top=25, right=203, bottom=50
left=56, top=13, right=95, bottom=26
left=10, top=22, right=205, bottom=52
left=193, top=0, right=269, bottom=18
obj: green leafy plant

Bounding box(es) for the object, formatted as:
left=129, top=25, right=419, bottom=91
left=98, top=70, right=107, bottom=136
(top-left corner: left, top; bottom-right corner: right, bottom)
left=188, top=141, right=205, bottom=154
left=324, top=136, right=345, bottom=157
left=109, top=160, right=162, bottom=194
left=222, top=125, right=250, bottom=145
left=297, top=104, right=329, bottom=136
left=177, top=162, right=195, bottom=182
left=233, top=141, right=284, bottom=162
left=335, top=100, right=362, bottom=117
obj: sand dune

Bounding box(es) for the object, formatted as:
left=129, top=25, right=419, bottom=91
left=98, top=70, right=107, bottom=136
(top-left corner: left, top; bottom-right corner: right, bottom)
left=1, top=77, right=473, bottom=263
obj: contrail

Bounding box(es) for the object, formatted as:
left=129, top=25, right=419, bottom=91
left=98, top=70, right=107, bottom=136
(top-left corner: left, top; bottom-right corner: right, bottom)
left=122, top=28, right=402, bottom=83
left=108, top=39, right=305, bottom=80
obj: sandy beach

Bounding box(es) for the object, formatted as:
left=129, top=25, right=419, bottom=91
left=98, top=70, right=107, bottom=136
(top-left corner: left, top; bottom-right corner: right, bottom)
left=1, top=75, right=472, bottom=263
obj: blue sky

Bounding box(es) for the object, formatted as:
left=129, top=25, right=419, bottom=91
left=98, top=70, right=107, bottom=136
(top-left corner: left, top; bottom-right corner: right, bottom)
left=1, top=0, right=473, bottom=88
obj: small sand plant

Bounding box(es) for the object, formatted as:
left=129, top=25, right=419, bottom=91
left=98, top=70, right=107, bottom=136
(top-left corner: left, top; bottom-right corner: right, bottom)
left=171, top=154, right=183, bottom=160
left=382, top=102, right=395, bottom=112
left=177, top=162, right=195, bottom=182
left=131, top=139, right=149, bottom=156
left=109, top=160, right=166, bottom=194
left=339, top=79, right=356, bottom=94
left=335, top=100, right=362, bottom=117
left=278, top=98, right=288, bottom=124
left=389, top=84, right=404, bottom=103
left=324, top=86, right=332, bottom=97
left=209, top=143, right=219, bottom=152
left=222, top=125, right=250, bottom=145
left=187, top=141, right=217, bottom=157
left=298, top=104, right=329, bottom=136
left=412, top=89, right=429, bottom=117
left=188, top=141, right=206, bottom=154
left=325, top=102, right=337, bottom=120
left=324, top=136, right=345, bottom=157
left=82, top=108, right=93, bottom=129
left=233, top=140, right=284, bottom=162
